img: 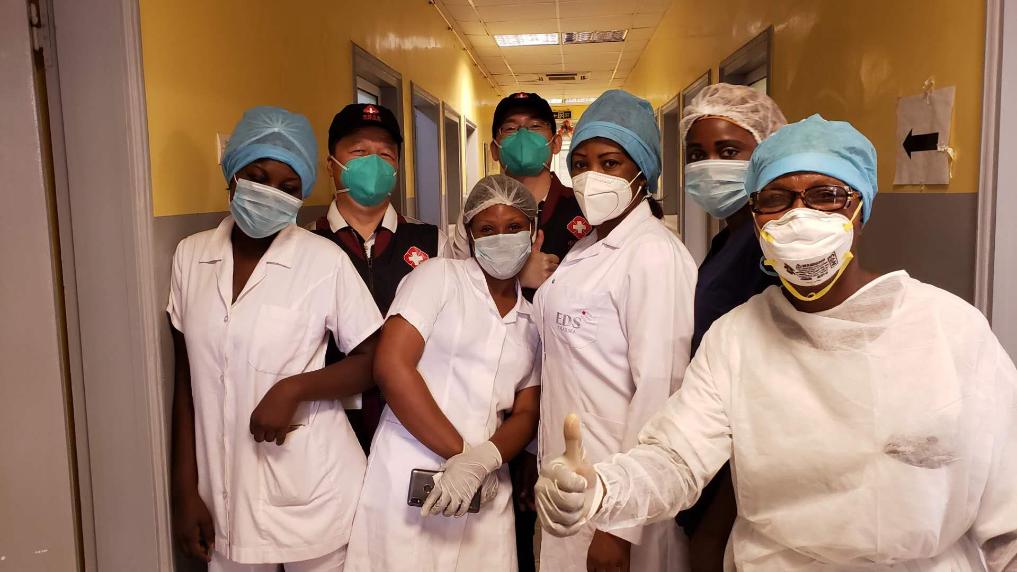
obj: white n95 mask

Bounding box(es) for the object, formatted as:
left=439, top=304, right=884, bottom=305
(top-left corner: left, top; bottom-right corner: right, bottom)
left=572, top=170, right=643, bottom=226
left=758, top=205, right=861, bottom=302
left=684, top=159, right=750, bottom=219
left=473, top=230, right=532, bottom=279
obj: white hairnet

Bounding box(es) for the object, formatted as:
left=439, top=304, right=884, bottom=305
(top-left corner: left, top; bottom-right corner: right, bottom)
left=679, top=83, right=787, bottom=144
left=462, top=174, right=538, bottom=225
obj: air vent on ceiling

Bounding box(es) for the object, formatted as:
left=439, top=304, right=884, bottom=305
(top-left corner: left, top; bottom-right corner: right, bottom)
left=562, top=30, right=628, bottom=45
left=544, top=72, right=588, bottom=82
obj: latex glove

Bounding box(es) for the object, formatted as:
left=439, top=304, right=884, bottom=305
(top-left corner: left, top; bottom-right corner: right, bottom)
left=518, top=230, right=561, bottom=289
left=535, top=413, right=600, bottom=537
left=422, top=440, right=503, bottom=517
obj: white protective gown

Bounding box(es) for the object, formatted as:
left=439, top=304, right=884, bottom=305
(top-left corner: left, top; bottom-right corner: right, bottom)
left=534, top=201, right=698, bottom=571
left=346, top=258, right=540, bottom=572
left=592, top=271, right=1017, bottom=571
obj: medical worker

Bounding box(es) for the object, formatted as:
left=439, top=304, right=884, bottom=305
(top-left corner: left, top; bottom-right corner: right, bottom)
left=677, top=83, right=785, bottom=569
left=345, top=175, right=541, bottom=572
left=536, top=115, right=1017, bottom=571
left=535, top=89, right=697, bottom=572
left=168, top=106, right=383, bottom=571
left=313, top=103, right=448, bottom=454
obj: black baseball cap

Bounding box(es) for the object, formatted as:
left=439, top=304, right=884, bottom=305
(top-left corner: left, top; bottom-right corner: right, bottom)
left=328, top=103, right=403, bottom=153
left=492, top=92, right=556, bottom=139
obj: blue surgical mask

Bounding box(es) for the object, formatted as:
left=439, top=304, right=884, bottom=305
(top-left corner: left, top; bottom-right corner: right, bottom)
left=230, top=178, right=302, bottom=238
left=472, top=230, right=532, bottom=279
left=684, top=159, right=750, bottom=219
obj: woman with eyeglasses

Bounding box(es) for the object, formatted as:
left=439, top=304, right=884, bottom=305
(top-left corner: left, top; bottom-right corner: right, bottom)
left=345, top=175, right=541, bottom=572
left=535, top=115, right=1017, bottom=571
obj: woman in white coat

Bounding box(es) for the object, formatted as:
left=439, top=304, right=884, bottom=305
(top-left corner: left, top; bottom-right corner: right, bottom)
left=346, top=175, right=542, bottom=572
left=534, top=89, right=698, bottom=572
left=535, top=115, right=1017, bottom=571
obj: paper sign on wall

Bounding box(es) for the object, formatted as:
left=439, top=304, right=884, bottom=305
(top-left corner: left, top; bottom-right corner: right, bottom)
left=893, top=86, right=955, bottom=185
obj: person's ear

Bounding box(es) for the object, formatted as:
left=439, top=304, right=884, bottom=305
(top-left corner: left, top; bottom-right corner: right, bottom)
left=489, top=140, right=501, bottom=164
left=550, top=133, right=563, bottom=155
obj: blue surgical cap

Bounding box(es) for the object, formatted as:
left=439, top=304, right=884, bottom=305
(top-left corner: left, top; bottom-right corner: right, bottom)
left=568, top=90, right=662, bottom=193
left=221, top=106, right=318, bottom=198
left=746, top=114, right=878, bottom=222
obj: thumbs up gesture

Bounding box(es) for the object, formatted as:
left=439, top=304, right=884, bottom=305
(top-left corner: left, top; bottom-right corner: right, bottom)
left=535, top=414, right=601, bottom=537
left=518, top=230, right=561, bottom=289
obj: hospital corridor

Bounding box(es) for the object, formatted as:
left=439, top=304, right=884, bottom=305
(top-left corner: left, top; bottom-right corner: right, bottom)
left=4, top=0, right=1017, bottom=570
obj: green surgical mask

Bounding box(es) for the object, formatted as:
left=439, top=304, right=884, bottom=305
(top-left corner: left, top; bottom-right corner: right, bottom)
left=331, top=155, right=397, bottom=207
left=496, top=129, right=551, bottom=176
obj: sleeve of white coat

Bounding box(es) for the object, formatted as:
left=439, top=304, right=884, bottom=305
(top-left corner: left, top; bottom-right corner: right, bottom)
left=386, top=258, right=450, bottom=342
left=166, top=241, right=187, bottom=331
left=970, top=339, right=1017, bottom=571
left=330, top=250, right=384, bottom=354
left=592, top=333, right=733, bottom=531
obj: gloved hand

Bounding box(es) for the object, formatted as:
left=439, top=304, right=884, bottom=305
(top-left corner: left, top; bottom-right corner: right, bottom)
left=535, top=413, right=601, bottom=537
left=422, top=440, right=503, bottom=517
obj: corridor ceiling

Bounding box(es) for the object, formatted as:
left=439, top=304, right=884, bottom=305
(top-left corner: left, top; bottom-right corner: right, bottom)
left=436, top=0, right=673, bottom=101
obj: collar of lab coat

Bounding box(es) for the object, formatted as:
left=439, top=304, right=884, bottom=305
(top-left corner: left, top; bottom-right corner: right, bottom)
left=464, top=257, right=530, bottom=323
left=327, top=200, right=399, bottom=235
left=199, top=215, right=300, bottom=269
left=566, top=200, right=654, bottom=263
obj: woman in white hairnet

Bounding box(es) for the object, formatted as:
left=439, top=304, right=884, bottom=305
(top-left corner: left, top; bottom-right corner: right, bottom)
left=678, top=83, right=786, bottom=569
left=345, top=175, right=542, bottom=572
left=534, top=89, right=697, bottom=572
left=535, top=114, right=1017, bottom=571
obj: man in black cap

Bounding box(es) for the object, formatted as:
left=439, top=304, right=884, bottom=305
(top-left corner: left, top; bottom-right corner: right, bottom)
left=314, top=103, right=448, bottom=453
left=453, top=92, right=590, bottom=293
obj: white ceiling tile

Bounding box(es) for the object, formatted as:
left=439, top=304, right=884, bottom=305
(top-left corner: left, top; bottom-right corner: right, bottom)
left=457, top=21, right=488, bottom=35
left=632, top=13, right=663, bottom=27
left=465, top=34, right=498, bottom=48
left=485, top=20, right=559, bottom=35
left=558, top=16, right=634, bottom=32
left=561, top=42, right=626, bottom=56
left=623, top=27, right=655, bottom=43
left=479, top=3, right=557, bottom=22
left=556, top=0, right=628, bottom=18
left=446, top=5, right=480, bottom=21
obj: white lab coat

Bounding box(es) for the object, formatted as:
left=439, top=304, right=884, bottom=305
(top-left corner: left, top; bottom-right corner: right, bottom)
left=593, top=271, right=1017, bottom=571
left=534, top=201, right=697, bottom=571
left=345, top=258, right=540, bottom=572
left=167, top=218, right=383, bottom=564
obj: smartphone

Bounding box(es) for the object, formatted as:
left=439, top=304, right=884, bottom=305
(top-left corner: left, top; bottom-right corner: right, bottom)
left=407, top=469, right=481, bottom=514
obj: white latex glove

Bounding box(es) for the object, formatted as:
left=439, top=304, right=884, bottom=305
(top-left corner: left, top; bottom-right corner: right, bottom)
left=422, top=440, right=503, bottom=517
left=535, top=413, right=601, bottom=537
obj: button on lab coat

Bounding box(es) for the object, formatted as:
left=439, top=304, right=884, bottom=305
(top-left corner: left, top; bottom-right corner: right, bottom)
left=534, top=201, right=697, bottom=571
left=594, top=272, right=1017, bottom=571
left=346, top=258, right=540, bottom=572
left=167, top=217, right=383, bottom=564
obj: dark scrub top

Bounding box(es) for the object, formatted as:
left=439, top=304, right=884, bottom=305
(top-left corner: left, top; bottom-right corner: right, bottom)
left=679, top=220, right=780, bottom=535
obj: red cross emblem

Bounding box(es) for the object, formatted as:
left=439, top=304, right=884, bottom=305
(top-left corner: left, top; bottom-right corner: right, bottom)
left=403, top=246, right=429, bottom=268
left=512, top=92, right=529, bottom=99
left=567, top=216, right=591, bottom=239
left=363, top=105, right=381, bottom=121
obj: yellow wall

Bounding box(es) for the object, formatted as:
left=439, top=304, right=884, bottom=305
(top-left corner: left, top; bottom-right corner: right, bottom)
left=624, top=0, right=985, bottom=195
left=141, top=0, right=500, bottom=216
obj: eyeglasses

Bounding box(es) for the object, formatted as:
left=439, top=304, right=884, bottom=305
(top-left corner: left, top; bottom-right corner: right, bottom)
left=498, top=121, right=552, bottom=136
left=749, top=185, right=858, bottom=214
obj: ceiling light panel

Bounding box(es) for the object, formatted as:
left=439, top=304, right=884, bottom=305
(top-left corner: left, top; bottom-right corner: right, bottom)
left=494, top=33, right=560, bottom=47
left=562, top=30, right=627, bottom=44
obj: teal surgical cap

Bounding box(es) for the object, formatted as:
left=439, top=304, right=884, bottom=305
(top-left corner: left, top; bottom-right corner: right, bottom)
left=221, top=106, right=318, bottom=198
left=568, top=90, right=662, bottom=193
left=746, top=114, right=878, bottom=223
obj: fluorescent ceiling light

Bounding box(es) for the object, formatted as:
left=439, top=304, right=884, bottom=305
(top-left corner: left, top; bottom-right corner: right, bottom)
left=494, top=33, right=559, bottom=47
left=563, top=30, right=628, bottom=44
left=564, top=97, right=596, bottom=104
left=546, top=98, right=564, bottom=104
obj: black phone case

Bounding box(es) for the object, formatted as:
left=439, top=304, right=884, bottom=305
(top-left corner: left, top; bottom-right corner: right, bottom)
left=407, top=468, right=481, bottom=513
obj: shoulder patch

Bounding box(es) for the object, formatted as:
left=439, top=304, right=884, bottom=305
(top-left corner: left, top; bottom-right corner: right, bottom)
left=403, top=246, right=429, bottom=268
left=566, top=215, right=591, bottom=239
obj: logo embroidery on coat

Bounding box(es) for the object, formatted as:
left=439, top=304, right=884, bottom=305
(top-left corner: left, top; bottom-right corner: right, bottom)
left=567, top=216, right=591, bottom=239
left=403, top=246, right=429, bottom=268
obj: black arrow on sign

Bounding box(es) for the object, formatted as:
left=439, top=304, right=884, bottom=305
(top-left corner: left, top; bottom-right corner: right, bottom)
left=903, top=129, right=939, bottom=158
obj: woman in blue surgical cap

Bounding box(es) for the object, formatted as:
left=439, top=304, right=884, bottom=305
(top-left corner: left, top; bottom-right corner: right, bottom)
left=535, top=115, right=1017, bottom=571
left=534, top=89, right=698, bottom=572
left=168, top=106, right=383, bottom=570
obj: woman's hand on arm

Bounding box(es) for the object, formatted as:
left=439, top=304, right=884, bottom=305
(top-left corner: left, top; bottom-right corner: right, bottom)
left=249, top=330, right=380, bottom=446
left=374, top=315, right=464, bottom=459
left=169, top=325, right=215, bottom=562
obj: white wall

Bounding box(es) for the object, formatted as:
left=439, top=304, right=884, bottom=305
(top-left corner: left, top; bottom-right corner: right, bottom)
left=992, top=2, right=1017, bottom=357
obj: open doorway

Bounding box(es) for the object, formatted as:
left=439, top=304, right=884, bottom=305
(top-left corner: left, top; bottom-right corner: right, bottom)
left=464, top=119, right=481, bottom=195
left=352, top=45, right=406, bottom=212
left=659, top=96, right=681, bottom=237
left=443, top=104, right=463, bottom=235
left=412, top=85, right=442, bottom=225
left=679, top=71, right=712, bottom=265
left=720, top=27, right=773, bottom=95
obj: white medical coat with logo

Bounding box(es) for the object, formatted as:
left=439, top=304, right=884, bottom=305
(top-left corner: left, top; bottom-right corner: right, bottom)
left=534, top=201, right=698, bottom=571
left=167, top=218, right=383, bottom=563
left=593, top=271, right=1017, bottom=571
left=346, top=258, right=540, bottom=572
